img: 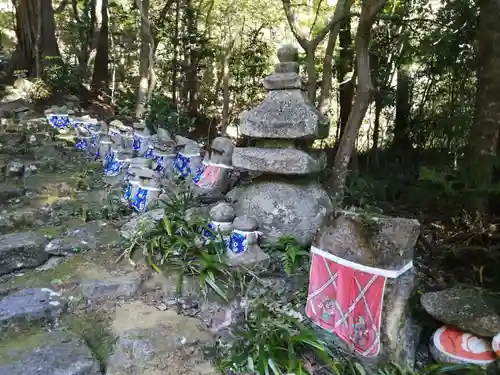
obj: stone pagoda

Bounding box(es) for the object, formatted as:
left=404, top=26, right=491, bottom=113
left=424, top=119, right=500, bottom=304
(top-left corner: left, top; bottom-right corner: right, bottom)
left=231, top=44, right=333, bottom=245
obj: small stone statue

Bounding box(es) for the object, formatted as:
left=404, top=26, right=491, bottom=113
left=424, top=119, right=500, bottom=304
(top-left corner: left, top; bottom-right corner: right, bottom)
left=226, top=216, right=269, bottom=269
left=191, top=136, right=234, bottom=200
left=173, top=135, right=202, bottom=178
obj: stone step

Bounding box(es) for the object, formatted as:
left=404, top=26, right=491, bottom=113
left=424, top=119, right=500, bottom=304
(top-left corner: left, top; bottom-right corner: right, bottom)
left=232, top=147, right=326, bottom=174
left=0, top=288, right=67, bottom=331
left=0, top=330, right=101, bottom=375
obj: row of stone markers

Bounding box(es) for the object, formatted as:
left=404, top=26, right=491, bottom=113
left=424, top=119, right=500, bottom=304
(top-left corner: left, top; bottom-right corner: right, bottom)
left=43, top=45, right=481, bottom=371
left=44, top=109, right=266, bottom=264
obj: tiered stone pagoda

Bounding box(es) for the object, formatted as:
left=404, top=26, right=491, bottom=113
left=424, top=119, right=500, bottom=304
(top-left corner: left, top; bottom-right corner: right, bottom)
left=231, top=44, right=333, bottom=245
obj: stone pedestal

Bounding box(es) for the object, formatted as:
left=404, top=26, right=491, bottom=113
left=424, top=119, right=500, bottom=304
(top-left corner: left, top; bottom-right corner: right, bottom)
left=306, top=210, right=421, bottom=368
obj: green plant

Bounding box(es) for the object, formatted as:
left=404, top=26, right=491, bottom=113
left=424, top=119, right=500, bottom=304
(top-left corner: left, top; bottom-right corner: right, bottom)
left=213, top=302, right=340, bottom=375
left=129, top=184, right=234, bottom=301
left=265, top=236, right=310, bottom=275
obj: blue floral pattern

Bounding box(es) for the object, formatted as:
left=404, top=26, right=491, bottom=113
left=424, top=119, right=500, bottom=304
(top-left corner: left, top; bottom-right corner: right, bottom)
left=104, top=159, right=125, bottom=176
left=90, top=133, right=98, bottom=148
left=131, top=187, right=148, bottom=212
left=75, top=138, right=89, bottom=150
left=153, top=155, right=166, bottom=173
left=192, top=164, right=206, bottom=185
left=227, top=231, right=248, bottom=254
left=144, top=146, right=154, bottom=159
left=200, top=222, right=217, bottom=241
left=47, top=115, right=71, bottom=129
left=132, top=135, right=141, bottom=152
left=123, top=182, right=133, bottom=201
left=174, top=153, right=191, bottom=177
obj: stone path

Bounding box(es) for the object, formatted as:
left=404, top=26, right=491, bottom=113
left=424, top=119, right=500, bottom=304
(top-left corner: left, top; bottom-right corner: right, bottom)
left=0, top=106, right=218, bottom=374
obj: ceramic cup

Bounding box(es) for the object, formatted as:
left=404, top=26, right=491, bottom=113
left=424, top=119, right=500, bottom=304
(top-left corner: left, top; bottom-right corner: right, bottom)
left=130, top=184, right=162, bottom=213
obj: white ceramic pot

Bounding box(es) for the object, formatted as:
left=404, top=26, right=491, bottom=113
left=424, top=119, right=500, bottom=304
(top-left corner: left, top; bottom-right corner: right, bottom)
left=122, top=178, right=140, bottom=203
left=173, top=153, right=202, bottom=178
left=133, top=131, right=151, bottom=156
left=130, top=184, right=162, bottom=213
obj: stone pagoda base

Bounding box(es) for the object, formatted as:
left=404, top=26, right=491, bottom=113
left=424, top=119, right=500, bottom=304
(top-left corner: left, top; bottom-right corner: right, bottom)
left=233, top=178, right=333, bottom=246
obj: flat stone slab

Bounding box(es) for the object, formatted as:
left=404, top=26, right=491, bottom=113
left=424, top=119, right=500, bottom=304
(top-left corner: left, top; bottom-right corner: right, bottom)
left=0, top=288, right=67, bottom=329
left=76, top=276, right=141, bottom=301
left=0, top=231, right=49, bottom=276
left=45, top=220, right=116, bottom=255
left=107, top=301, right=217, bottom=375
left=232, top=147, right=326, bottom=174
left=421, top=287, right=500, bottom=337
left=0, top=330, right=101, bottom=375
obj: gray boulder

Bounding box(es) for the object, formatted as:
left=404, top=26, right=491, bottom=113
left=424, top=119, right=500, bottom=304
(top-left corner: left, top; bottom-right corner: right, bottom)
left=0, top=288, right=67, bottom=330
left=0, top=231, right=49, bottom=275
left=233, top=180, right=333, bottom=245
left=421, top=287, right=500, bottom=337
left=0, top=330, right=101, bottom=375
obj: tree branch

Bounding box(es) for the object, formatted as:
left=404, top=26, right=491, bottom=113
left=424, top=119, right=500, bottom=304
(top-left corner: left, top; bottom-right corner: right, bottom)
left=309, top=0, right=324, bottom=39
left=281, top=0, right=309, bottom=49
left=54, top=0, right=68, bottom=13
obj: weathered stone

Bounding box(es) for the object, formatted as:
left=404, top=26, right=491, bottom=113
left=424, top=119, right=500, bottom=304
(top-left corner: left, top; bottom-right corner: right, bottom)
left=233, top=180, right=333, bottom=245
left=0, top=288, right=67, bottom=329
left=0, top=330, right=101, bottom=375
left=239, top=91, right=329, bottom=140
left=0, top=231, right=49, bottom=275
left=76, top=276, right=141, bottom=301
left=45, top=220, right=108, bottom=256
left=209, top=136, right=234, bottom=166
left=314, top=211, right=420, bottom=271
left=106, top=302, right=217, bottom=375
left=209, top=202, right=235, bottom=222
left=421, top=287, right=500, bottom=338
left=232, top=215, right=257, bottom=232
left=232, top=147, right=326, bottom=174
left=5, top=160, right=24, bottom=177
left=0, top=99, right=30, bottom=118
left=309, top=211, right=421, bottom=369
left=0, top=182, right=25, bottom=201
left=120, top=209, right=164, bottom=240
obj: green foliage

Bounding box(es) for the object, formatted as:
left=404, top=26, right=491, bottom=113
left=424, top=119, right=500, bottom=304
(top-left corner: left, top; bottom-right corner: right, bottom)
left=130, top=185, right=233, bottom=300
left=265, top=236, right=310, bottom=275
left=213, top=302, right=340, bottom=375
left=42, top=56, right=82, bottom=94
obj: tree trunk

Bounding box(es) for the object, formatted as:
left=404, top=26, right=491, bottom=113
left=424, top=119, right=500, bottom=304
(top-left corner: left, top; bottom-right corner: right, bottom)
left=462, top=0, right=500, bottom=215
left=171, top=0, right=180, bottom=105
left=336, top=17, right=354, bottom=142
left=135, top=0, right=151, bottom=118
left=7, top=0, right=60, bottom=77
left=330, top=0, right=387, bottom=203
left=87, top=0, right=103, bottom=82
left=317, top=0, right=353, bottom=114
left=392, top=64, right=411, bottom=151
left=91, top=0, right=109, bottom=95
left=281, top=0, right=347, bottom=105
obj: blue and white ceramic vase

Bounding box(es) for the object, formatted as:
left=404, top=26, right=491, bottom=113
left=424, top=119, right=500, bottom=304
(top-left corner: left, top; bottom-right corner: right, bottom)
left=122, top=178, right=140, bottom=203
left=46, top=114, right=71, bottom=130
left=104, top=149, right=128, bottom=177
left=98, top=139, right=113, bottom=162
left=130, top=184, right=162, bottom=213
left=226, top=230, right=260, bottom=256
left=173, top=153, right=202, bottom=178
left=201, top=220, right=232, bottom=243
left=132, top=131, right=151, bottom=156
left=75, top=136, right=91, bottom=151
